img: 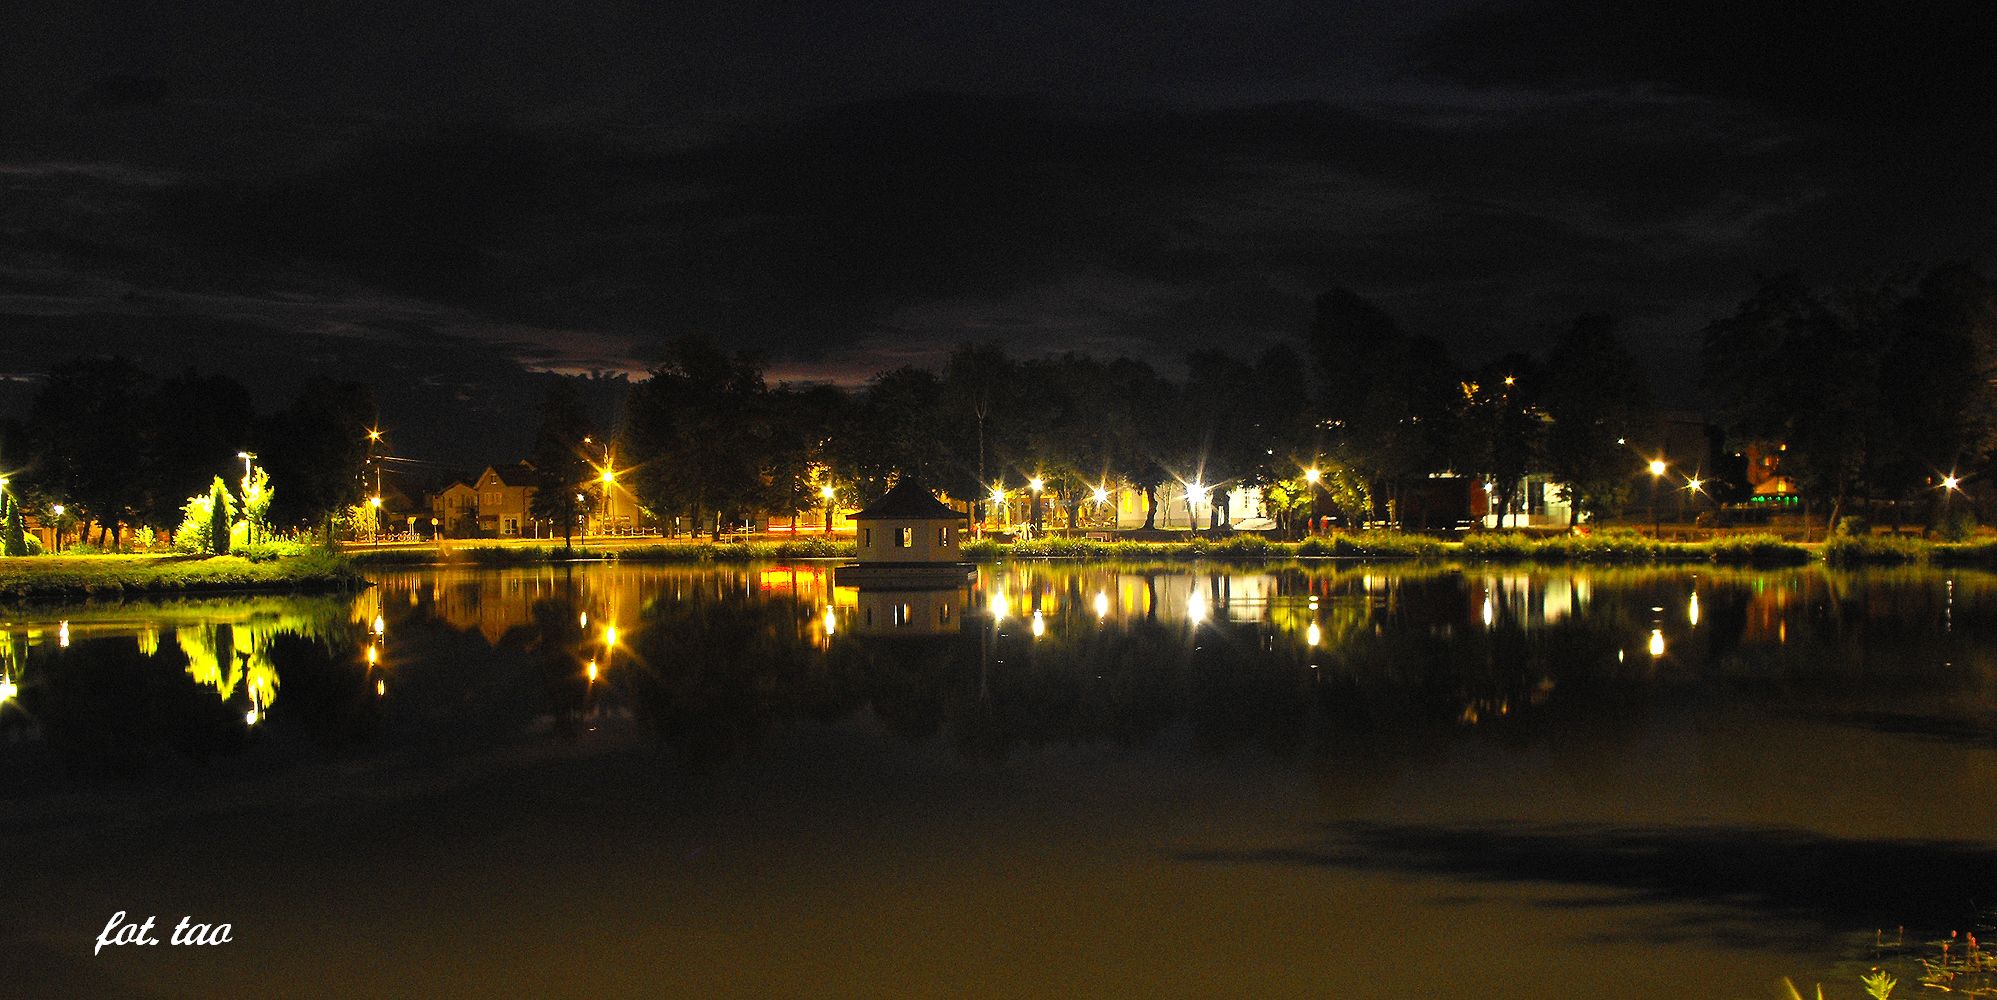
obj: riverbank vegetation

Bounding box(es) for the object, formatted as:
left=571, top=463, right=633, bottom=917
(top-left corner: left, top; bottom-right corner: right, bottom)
left=0, top=551, right=363, bottom=601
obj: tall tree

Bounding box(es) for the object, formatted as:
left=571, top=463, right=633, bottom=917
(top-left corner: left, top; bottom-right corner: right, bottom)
left=143, top=369, right=254, bottom=529
left=527, top=382, right=597, bottom=549
left=1541, top=315, right=1651, bottom=526
left=623, top=337, right=772, bottom=539
left=1306, top=289, right=1456, bottom=527
left=1702, top=275, right=1879, bottom=532
left=258, top=379, right=376, bottom=544
left=22, top=357, right=154, bottom=547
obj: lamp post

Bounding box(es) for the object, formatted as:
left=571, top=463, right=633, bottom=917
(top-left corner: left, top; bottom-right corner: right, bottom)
left=51, top=503, right=64, bottom=553
left=236, top=451, right=258, bottom=545
left=989, top=485, right=1007, bottom=535
left=1304, top=467, right=1322, bottom=536
left=1648, top=459, right=1667, bottom=539
left=1685, top=477, right=1708, bottom=536
left=1940, top=473, right=1963, bottom=537
left=1028, top=477, right=1044, bottom=534
left=599, top=467, right=617, bottom=537
left=820, top=484, right=836, bottom=533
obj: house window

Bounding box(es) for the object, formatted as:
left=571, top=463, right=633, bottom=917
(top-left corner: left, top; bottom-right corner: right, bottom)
left=897, top=527, right=913, bottom=547
left=863, top=528, right=872, bottom=548
left=937, top=526, right=949, bottom=546
left=893, top=604, right=910, bottom=626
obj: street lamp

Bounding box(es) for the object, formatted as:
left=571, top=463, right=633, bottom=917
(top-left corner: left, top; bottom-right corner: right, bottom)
left=1028, top=477, right=1044, bottom=534
left=820, top=484, right=836, bottom=533
left=1648, top=459, right=1667, bottom=539
left=1685, top=476, right=1709, bottom=534
left=1304, top=467, right=1322, bottom=535
left=598, top=466, right=616, bottom=536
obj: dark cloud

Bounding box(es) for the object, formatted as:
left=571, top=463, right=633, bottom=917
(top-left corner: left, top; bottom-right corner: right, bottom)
left=4, top=1, right=1993, bottom=455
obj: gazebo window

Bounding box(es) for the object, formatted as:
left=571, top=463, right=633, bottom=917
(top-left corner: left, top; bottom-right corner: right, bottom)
left=897, top=527, right=913, bottom=547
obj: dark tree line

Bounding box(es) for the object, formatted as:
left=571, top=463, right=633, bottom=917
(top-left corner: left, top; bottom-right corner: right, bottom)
left=0, top=358, right=376, bottom=547
left=1701, top=264, right=1997, bottom=533
left=598, top=294, right=1656, bottom=536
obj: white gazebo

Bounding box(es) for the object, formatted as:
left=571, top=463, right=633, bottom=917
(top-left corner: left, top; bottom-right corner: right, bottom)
left=834, top=480, right=975, bottom=586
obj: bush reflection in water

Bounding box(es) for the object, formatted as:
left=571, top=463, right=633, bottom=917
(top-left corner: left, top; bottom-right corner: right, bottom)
left=7, top=563, right=1993, bottom=785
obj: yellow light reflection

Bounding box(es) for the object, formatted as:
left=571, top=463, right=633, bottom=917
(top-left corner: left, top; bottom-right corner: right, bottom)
left=0, top=676, right=17, bottom=702
left=1188, top=589, right=1208, bottom=625
left=1306, top=622, right=1321, bottom=647
left=1030, top=610, right=1046, bottom=637
left=1648, top=628, right=1666, bottom=657
left=602, top=624, right=618, bottom=647
left=375, top=679, right=386, bottom=697
left=1687, top=592, right=1700, bottom=627
left=991, top=593, right=1010, bottom=622
left=1093, top=591, right=1109, bottom=619
left=1480, top=597, right=1494, bottom=629
left=579, top=611, right=588, bottom=629
left=366, top=644, right=378, bottom=665
left=58, top=620, right=70, bottom=648
left=372, top=615, right=385, bottom=636
left=586, top=660, right=599, bottom=682
left=823, top=605, right=837, bottom=636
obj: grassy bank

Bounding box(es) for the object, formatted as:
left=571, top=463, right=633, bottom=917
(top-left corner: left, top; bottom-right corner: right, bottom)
left=338, top=530, right=1997, bottom=570
left=1825, top=534, right=1997, bottom=567
left=348, top=536, right=857, bottom=566
left=0, top=551, right=364, bottom=601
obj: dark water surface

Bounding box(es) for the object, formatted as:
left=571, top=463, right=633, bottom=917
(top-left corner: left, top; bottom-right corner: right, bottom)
left=5, top=562, right=1996, bottom=998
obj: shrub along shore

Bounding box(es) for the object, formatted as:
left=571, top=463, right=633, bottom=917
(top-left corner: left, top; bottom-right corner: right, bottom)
left=10, top=532, right=1996, bottom=599
left=341, top=530, right=1997, bottom=569
left=0, top=551, right=365, bottom=602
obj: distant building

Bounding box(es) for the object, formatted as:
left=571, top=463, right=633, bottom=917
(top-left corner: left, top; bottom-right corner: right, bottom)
left=430, top=482, right=480, bottom=538
left=474, top=464, right=539, bottom=538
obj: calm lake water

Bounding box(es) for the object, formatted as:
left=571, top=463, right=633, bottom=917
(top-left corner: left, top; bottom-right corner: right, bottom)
left=4, top=561, right=1996, bottom=998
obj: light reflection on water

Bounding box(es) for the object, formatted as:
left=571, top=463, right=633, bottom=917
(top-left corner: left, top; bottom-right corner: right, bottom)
left=5, top=562, right=1997, bottom=996
left=1, top=563, right=1990, bottom=776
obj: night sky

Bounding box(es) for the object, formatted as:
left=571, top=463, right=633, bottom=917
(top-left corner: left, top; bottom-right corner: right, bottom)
left=5, top=1, right=1993, bottom=464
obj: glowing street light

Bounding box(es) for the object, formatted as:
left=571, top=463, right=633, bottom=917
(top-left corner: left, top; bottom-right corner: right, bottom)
left=1303, top=467, right=1323, bottom=535
left=820, top=483, right=837, bottom=533
left=597, top=464, right=617, bottom=536
left=1648, top=459, right=1668, bottom=539
left=1028, top=477, right=1043, bottom=493
left=1092, top=485, right=1110, bottom=505
left=1943, top=473, right=1963, bottom=492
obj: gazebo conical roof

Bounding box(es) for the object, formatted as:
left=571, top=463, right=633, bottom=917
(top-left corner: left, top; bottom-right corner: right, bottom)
left=851, top=480, right=967, bottom=520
